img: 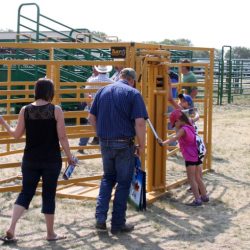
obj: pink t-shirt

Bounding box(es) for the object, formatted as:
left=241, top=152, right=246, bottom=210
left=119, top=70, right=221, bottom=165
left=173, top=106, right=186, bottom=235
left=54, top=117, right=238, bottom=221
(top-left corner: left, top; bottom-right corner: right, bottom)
left=178, top=125, right=199, bottom=162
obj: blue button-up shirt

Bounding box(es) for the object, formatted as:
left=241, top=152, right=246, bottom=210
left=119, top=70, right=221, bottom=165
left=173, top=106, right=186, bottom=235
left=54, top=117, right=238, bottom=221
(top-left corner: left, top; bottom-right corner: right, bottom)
left=90, top=80, right=148, bottom=139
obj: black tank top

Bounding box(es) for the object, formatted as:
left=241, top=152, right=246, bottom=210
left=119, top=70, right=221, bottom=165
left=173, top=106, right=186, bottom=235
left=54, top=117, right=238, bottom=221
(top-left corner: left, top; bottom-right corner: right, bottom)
left=23, top=103, right=61, bottom=163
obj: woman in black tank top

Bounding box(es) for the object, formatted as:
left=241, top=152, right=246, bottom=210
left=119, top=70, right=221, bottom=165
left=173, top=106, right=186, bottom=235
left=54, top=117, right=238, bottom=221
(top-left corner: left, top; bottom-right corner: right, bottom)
left=0, top=78, right=75, bottom=242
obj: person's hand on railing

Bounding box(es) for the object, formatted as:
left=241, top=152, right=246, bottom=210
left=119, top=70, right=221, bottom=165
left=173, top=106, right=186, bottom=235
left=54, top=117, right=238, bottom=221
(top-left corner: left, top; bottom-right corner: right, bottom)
left=157, top=138, right=163, bottom=146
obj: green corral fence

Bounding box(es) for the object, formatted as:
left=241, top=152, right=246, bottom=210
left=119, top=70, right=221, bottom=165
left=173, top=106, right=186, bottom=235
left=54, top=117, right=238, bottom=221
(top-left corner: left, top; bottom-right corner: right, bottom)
left=193, top=56, right=250, bottom=105
left=191, top=45, right=250, bottom=105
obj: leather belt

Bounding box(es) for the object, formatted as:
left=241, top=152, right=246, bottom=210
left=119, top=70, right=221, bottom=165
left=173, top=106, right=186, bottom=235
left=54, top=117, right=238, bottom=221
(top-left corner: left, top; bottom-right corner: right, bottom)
left=100, top=138, right=134, bottom=142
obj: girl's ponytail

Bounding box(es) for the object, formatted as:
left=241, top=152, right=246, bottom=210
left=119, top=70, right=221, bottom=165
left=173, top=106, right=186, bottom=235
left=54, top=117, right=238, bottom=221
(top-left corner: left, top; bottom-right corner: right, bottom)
left=179, top=111, right=192, bottom=126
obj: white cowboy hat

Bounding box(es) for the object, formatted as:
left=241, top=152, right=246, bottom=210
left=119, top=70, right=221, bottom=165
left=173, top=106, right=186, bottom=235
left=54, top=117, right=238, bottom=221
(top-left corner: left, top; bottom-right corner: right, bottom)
left=94, top=65, right=113, bottom=73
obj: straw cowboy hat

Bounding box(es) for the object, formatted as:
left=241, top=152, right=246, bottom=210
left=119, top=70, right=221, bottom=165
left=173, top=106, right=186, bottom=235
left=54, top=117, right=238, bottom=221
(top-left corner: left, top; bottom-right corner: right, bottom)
left=94, top=65, right=112, bottom=73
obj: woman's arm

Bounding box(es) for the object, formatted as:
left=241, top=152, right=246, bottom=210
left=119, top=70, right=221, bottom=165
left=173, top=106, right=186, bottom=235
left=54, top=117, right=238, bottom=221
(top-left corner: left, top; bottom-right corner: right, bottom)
left=54, top=105, right=74, bottom=164
left=0, top=107, right=25, bottom=139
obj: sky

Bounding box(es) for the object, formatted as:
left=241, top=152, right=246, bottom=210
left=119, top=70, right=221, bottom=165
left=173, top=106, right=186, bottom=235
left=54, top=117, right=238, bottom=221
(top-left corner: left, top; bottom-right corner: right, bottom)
left=0, top=0, right=249, bottom=49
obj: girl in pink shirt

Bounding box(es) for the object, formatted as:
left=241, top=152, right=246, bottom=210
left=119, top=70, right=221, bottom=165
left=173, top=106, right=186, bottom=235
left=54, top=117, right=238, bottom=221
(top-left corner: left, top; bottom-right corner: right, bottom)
left=160, top=109, right=208, bottom=206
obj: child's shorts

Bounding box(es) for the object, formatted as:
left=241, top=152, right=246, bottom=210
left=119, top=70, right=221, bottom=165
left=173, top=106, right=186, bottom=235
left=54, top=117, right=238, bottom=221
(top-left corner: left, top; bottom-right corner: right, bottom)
left=185, top=159, right=203, bottom=167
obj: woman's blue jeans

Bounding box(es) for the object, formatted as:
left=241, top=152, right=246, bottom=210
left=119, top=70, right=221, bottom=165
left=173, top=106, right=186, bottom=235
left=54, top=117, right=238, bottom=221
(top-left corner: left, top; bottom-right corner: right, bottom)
left=95, top=140, right=135, bottom=230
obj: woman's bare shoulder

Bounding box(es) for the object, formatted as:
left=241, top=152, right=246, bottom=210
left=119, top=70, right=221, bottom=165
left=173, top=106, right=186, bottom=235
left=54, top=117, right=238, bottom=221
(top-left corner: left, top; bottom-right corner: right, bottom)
left=54, top=105, right=63, bottom=112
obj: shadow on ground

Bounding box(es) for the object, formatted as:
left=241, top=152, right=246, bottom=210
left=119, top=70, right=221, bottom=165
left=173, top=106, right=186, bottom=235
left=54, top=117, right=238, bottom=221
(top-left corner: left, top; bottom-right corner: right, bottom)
left=0, top=171, right=248, bottom=250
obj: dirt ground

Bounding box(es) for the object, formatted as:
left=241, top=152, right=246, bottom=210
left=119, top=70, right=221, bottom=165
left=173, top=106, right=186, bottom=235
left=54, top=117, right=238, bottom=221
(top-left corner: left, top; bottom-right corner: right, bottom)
left=0, top=96, right=250, bottom=250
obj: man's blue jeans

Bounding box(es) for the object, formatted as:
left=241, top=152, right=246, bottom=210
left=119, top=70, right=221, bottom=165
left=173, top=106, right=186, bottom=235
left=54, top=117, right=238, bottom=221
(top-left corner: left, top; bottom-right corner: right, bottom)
left=79, top=137, right=89, bottom=146
left=96, top=140, right=135, bottom=230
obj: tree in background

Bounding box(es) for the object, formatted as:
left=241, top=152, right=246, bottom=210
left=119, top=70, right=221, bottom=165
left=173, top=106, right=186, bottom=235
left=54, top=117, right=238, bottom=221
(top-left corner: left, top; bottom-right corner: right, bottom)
left=92, top=31, right=107, bottom=38
left=145, top=38, right=192, bottom=46
left=144, top=38, right=221, bottom=59
left=225, top=47, right=250, bottom=59
left=161, top=38, right=192, bottom=46
left=0, top=29, right=14, bottom=32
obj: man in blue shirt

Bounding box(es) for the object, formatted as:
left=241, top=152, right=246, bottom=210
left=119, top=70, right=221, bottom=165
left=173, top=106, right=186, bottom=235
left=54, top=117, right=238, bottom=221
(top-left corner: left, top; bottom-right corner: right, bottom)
left=89, top=68, right=148, bottom=234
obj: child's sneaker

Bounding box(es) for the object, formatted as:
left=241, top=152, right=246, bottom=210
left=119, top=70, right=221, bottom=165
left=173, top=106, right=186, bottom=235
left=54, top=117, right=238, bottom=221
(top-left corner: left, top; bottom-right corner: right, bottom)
left=186, top=198, right=202, bottom=207
left=201, top=195, right=209, bottom=202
